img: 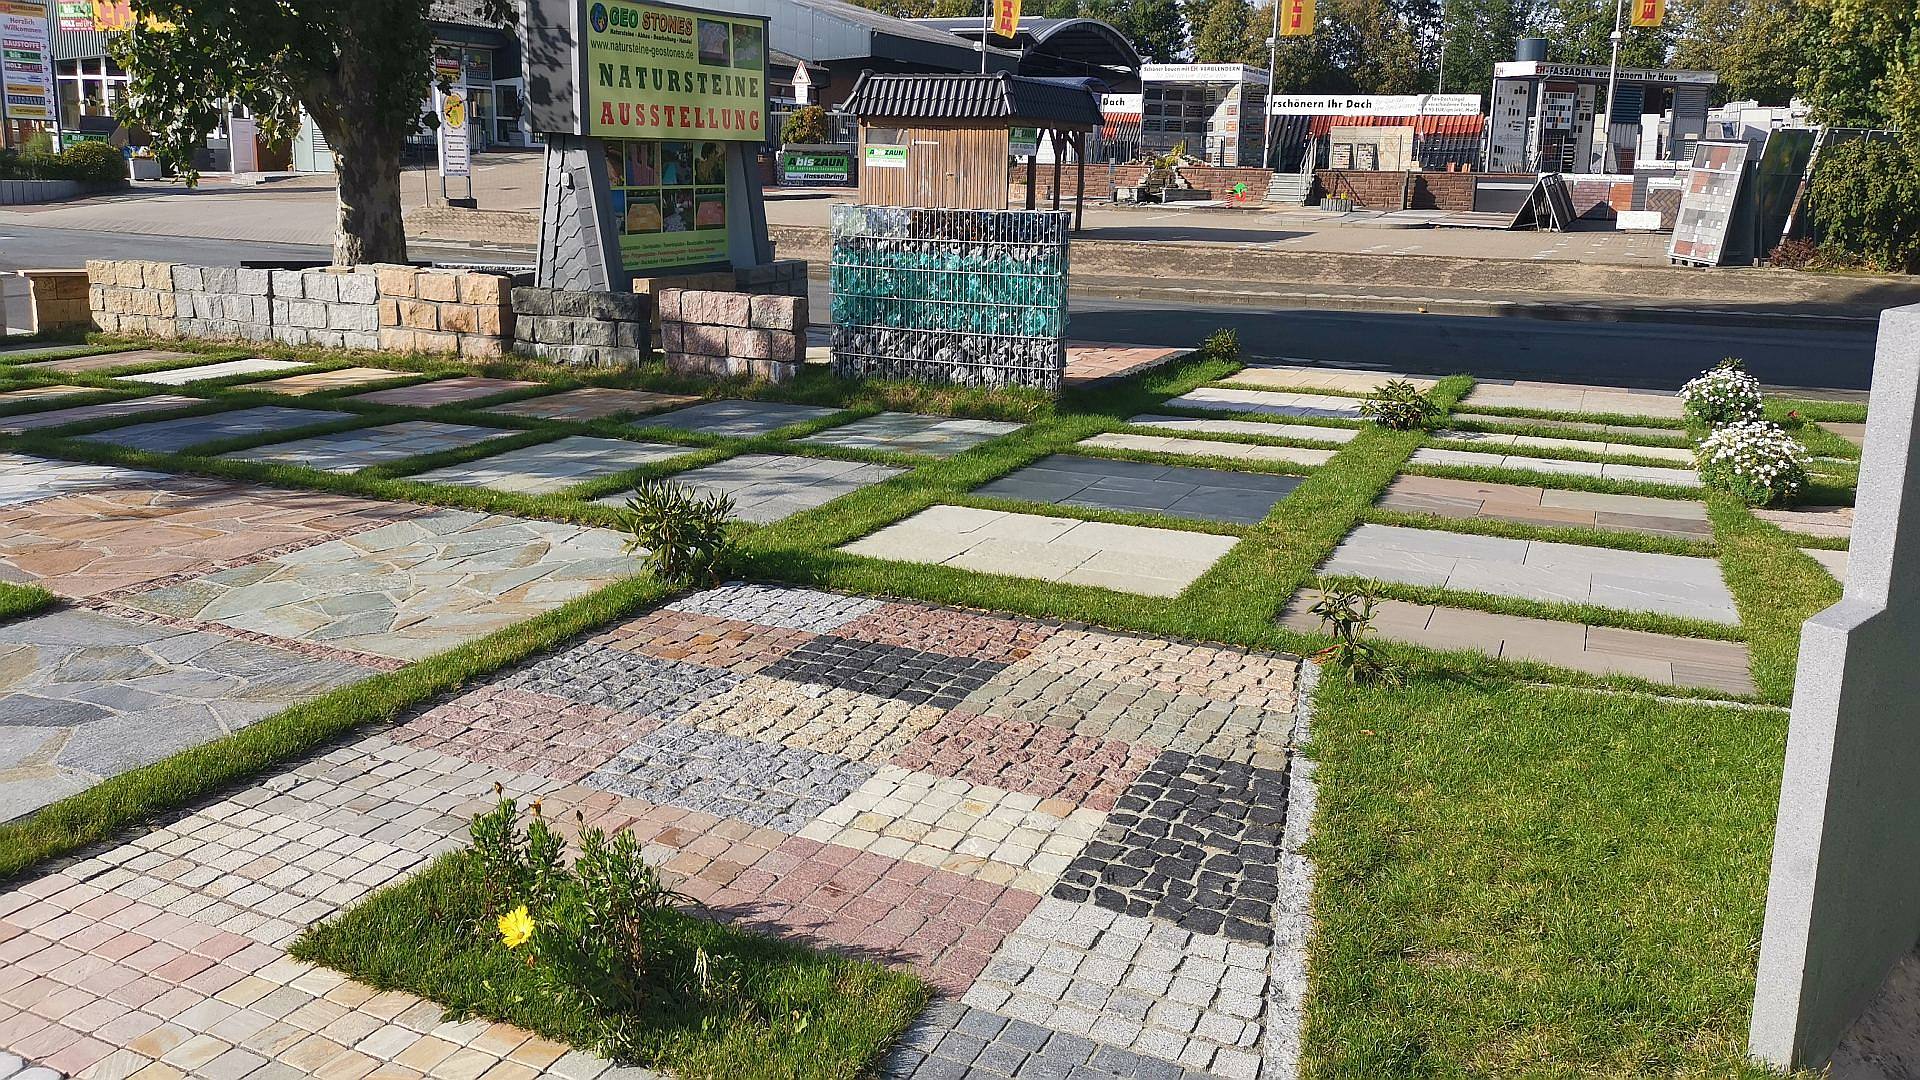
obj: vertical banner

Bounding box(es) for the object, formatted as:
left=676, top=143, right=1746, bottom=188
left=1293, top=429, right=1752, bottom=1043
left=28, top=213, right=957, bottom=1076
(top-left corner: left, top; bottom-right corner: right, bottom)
left=435, top=83, right=471, bottom=179
left=1, top=0, right=55, bottom=123
left=991, top=0, right=1020, bottom=40
left=54, top=0, right=88, bottom=32
left=1630, top=0, right=1664, bottom=27
left=1279, top=0, right=1314, bottom=37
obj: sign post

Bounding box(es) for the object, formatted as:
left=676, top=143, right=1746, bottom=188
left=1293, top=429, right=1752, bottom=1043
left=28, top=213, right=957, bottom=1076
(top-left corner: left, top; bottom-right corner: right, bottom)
left=1, top=0, right=56, bottom=147
left=435, top=82, right=475, bottom=207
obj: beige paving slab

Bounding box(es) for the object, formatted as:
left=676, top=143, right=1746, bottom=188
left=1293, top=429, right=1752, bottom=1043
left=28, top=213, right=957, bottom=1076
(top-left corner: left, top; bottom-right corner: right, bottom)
left=1449, top=411, right=1691, bottom=444
left=1819, top=422, right=1866, bottom=448
left=1459, top=379, right=1688, bottom=420
left=1754, top=504, right=1853, bottom=539
left=1160, top=386, right=1370, bottom=420
left=1279, top=592, right=1754, bottom=692
left=1223, top=364, right=1439, bottom=394
left=14, top=348, right=198, bottom=374
left=249, top=367, right=413, bottom=395
left=1377, top=474, right=1711, bottom=539
left=0, top=384, right=96, bottom=405
left=1079, top=431, right=1336, bottom=467
left=1126, top=414, right=1360, bottom=444
left=1431, top=428, right=1696, bottom=464
left=1409, top=446, right=1701, bottom=487
left=482, top=387, right=703, bottom=421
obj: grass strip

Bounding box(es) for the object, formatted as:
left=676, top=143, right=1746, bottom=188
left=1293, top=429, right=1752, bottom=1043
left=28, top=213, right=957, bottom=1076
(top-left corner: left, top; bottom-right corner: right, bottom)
left=1709, top=493, right=1845, bottom=703
left=0, top=581, right=56, bottom=623
left=295, top=851, right=930, bottom=1080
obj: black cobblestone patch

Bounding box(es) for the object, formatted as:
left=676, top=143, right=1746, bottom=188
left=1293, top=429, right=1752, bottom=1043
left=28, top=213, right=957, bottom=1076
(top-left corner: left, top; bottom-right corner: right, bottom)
left=760, top=635, right=1008, bottom=710
left=883, top=1002, right=1219, bottom=1080
left=1052, top=751, right=1289, bottom=945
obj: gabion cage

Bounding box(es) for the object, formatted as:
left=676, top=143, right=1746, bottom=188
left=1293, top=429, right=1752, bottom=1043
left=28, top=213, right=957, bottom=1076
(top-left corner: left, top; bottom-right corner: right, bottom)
left=830, top=205, right=1070, bottom=392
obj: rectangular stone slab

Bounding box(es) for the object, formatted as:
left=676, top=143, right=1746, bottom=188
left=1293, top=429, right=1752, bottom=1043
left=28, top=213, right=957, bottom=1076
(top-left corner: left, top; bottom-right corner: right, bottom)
left=348, top=376, right=543, bottom=407
left=482, top=387, right=702, bottom=421
left=1080, top=432, right=1336, bottom=468
left=596, top=452, right=903, bottom=523
left=118, top=357, right=313, bottom=385
left=797, top=412, right=1025, bottom=457
left=14, top=348, right=200, bottom=373
left=1409, top=446, right=1701, bottom=487
left=249, top=367, right=414, bottom=395
left=0, top=394, right=201, bottom=434
left=1225, top=363, right=1439, bottom=393
left=407, top=435, right=694, bottom=494
left=1126, top=413, right=1360, bottom=444
left=1378, top=474, right=1712, bottom=539
left=220, top=420, right=518, bottom=472
left=1160, top=386, right=1370, bottom=420
left=637, top=399, right=844, bottom=439
left=1458, top=379, right=1688, bottom=419
left=81, top=406, right=357, bottom=454
left=977, top=453, right=1303, bottom=526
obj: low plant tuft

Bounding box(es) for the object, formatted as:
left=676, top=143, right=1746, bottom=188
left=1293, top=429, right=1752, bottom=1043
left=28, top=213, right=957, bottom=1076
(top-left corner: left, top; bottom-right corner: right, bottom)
left=1360, top=379, right=1441, bottom=431
left=619, top=478, right=737, bottom=586
left=1307, top=579, right=1397, bottom=685
left=1697, top=420, right=1810, bottom=506
left=1681, top=358, right=1764, bottom=426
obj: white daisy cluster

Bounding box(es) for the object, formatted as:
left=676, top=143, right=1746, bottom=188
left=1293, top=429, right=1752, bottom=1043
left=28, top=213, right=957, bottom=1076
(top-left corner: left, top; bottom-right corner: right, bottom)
left=1696, top=419, right=1810, bottom=506
left=1680, top=361, right=1765, bottom=425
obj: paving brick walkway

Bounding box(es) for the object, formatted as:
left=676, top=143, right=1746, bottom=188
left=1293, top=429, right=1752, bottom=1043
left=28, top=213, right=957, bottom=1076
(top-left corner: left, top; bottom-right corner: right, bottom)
left=0, top=585, right=1304, bottom=1079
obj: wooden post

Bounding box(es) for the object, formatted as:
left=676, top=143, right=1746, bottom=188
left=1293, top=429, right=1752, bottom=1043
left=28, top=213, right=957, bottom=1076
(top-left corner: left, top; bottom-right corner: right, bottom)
left=1026, top=154, right=1036, bottom=210
left=1050, top=131, right=1062, bottom=212
left=1074, top=131, right=1086, bottom=233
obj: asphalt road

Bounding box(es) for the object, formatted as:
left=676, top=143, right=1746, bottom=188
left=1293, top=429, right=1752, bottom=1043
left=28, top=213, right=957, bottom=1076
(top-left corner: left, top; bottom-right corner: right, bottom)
left=2, top=223, right=1877, bottom=392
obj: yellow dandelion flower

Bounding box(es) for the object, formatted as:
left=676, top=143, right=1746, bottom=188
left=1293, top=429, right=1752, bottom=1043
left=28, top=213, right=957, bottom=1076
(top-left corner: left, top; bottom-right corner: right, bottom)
left=497, top=905, right=535, bottom=949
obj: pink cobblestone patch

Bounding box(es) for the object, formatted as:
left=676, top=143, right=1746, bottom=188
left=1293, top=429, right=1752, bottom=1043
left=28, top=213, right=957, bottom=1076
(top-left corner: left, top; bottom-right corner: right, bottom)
left=597, top=607, right=817, bottom=674
left=833, top=602, right=1062, bottom=663
left=891, top=709, right=1160, bottom=811
left=390, top=685, right=661, bottom=782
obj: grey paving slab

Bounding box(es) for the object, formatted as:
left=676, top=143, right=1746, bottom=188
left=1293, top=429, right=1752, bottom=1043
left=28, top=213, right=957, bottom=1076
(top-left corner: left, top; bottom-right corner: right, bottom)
left=841, top=504, right=1238, bottom=597
left=595, top=453, right=903, bottom=523
left=0, top=452, right=170, bottom=507
left=0, top=607, right=375, bottom=822
left=1082, top=431, right=1336, bottom=468
left=1458, top=379, right=1687, bottom=419
left=637, top=398, right=843, bottom=438
left=1225, top=363, right=1439, bottom=393
left=407, top=435, right=694, bottom=494
left=1430, top=428, right=1696, bottom=463
left=14, top=348, right=198, bottom=373
left=220, top=420, right=517, bottom=472
left=1803, top=547, right=1849, bottom=582
left=1127, top=414, right=1360, bottom=445
left=1754, top=505, right=1854, bottom=539
left=1449, top=411, right=1691, bottom=443
left=797, top=412, right=1025, bottom=457
left=1279, top=592, right=1755, bottom=693
left=80, top=406, right=357, bottom=454
left=1820, top=421, right=1867, bottom=448
left=1378, top=474, right=1711, bottom=539
left=977, top=453, right=1301, bottom=526
left=118, top=357, right=311, bottom=385
left=1159, top=386, right=1369, bottom=420
left=120, top=509, right=642, bottom=660
left=1318, top=522, right=1739, bottom=623
left=1409, top=446, right=1701, bottom=488
left=0, top=393, right=200, bottom=434
left=481, top=386, right=702, bottom=421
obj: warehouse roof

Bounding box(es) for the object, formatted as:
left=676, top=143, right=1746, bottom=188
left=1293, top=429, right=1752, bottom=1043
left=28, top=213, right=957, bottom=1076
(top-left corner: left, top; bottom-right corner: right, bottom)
left=842, top=71, right=1102, bottom=129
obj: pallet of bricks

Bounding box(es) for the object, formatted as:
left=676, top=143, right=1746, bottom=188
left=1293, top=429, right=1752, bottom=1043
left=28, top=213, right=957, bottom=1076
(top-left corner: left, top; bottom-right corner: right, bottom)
left=829, top=205, right=1069, bottom=392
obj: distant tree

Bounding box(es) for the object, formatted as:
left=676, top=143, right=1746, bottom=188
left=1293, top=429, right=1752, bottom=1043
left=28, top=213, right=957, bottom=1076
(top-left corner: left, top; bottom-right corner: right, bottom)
left=1671, top=0, right=1803, bottom=102
left=1323, top=0, right=1427, bottom=91
left=781, top=105, right=830, bottom=145
left=1527, top=0, right=1672, bottom=67
left=1437, top=0, right=1531, bottom=93
left=1084, top=0, right=1188, bottom=61
left=115, top=0, right=512, bottom=266
left=1793, top=0, right=1917, bottom=133
left=1192, top=0, right=1256, bottom=61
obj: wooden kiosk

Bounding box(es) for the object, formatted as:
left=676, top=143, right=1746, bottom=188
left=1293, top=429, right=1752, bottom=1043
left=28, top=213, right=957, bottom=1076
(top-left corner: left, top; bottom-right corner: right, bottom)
left=840, top=71, right=1100, bottom=229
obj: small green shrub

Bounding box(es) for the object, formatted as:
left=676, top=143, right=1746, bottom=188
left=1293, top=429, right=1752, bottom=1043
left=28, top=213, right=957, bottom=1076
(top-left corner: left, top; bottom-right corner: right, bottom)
left=620, top=478, right=737, bottom=586
left=58, top=140, right=129, bottom=184
left=1202, top=327, right=1241, bottom=362
left=1307, top=580, right=1396, bottom=685
left=780, top=104, right=830, bottom=145
left=1808, top=139, right=1920, bottom=273
left=1360, top=379, right=1440, bottom=430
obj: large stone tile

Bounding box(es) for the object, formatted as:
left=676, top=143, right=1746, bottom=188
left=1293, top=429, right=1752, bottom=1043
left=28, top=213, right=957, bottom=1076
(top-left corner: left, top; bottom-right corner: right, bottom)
left=0, top=607, right=376, bottom=820
left=0, top=452, right=171, bottom=508
left=1377, top=474, right=1711, bottom=539
left=1754, top=504, right=1853, bottom=539
left=220, top=419, right=517, bottom=472
left=0, top=384, right=96, bottom=406
left=1081, top=431, right=1336, bottom=468
left=1819, top=421, right=1866, bottom=448
left=348, top=375, right=542, bottom=406
left=119, top=509, right=643, bottom=661
left=1409, top=446, right=1701, bottom=488
left=482, top=386, right=702, bottom=421
left=1279, top=592, right=1754, bottom=692
left=797, top=412, right=1026, bottom=457
left=841, top=504, right=1238, bottom=596
left=977, top=453, right=1302, bottom=526
left=1226, top=363, right=1438, bottom=393
left=409, top=434, right=693, bottom=494
left=1431, top=428, right=1696, bottom=464
left=80, top=405, right=356, bottom=453
left=595, top=453, right=903, bottom=523
left=0, top=393, right=199, bottom=434
left=248, top=366, right=413, bottom=395
left=118, top=357, right=311, bottom=385
left=1318, top=522, right=1739, bottom=623
left=637, top=398, right=844, bottom=438
left=14, top=348, right=198, bottom=373
left=1802, top=546, right=1848, bottom=581
left=1458, top=379, right=1688, bottom=420
left=1449, top=410, right=1691, bottom=443
left=1159, top=385, right=1369, bottom=420
left=1126, top=413, right=1360, bottom=444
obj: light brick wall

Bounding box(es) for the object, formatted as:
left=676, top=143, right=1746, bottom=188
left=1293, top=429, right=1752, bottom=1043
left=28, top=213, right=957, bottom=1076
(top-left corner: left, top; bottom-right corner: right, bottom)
left=659, top=288, right=806, bottom=383
left=13, top=270, right=91, bottom=333
left=373, top=266, right=514, bottom=358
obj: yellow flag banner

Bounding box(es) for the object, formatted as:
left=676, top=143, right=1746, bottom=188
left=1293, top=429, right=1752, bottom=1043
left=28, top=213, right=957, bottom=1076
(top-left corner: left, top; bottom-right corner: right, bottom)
left=1630, top=0, right=1664, bottom=28
left=991, top=0, right=1021, bottom=40
left=1279, top=0, right=1315, bottom=37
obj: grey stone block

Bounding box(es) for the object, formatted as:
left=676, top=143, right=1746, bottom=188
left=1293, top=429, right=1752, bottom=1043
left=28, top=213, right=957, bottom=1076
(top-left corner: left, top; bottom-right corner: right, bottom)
left=337, top=272, right=378, bottom=304
left=552, top=289, right=593, bottom=317
left=204, top=265, right=238, bottom=292
left=330, top=303, right=378, bottom=332
left=236, top=268, right=270, bottom=295
left=573, top=320, right=617, bottom=347
left=171, top=264, right=205, bottom=291
left=587, top=291, right=646, bottom=322
left=270, top=269, right=305, bottom=298
left=512, top=286, right=554, bottom=316
left=302, top=271, right=339, bottom=303
left=288, top=300, right=328, bottom=329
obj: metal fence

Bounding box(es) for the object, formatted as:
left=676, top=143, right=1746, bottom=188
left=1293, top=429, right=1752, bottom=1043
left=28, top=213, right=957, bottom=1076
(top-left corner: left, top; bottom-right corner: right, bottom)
left=829, top=205, right=1070, bottom=392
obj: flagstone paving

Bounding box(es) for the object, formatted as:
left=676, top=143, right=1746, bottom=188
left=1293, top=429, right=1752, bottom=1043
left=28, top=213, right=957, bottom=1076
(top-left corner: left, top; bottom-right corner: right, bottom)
left=14, top=349, right=197, bottom=374
left=0, top=478, right=416, bottom=598
left=1456, top=379, right=1688, bottom=419
left=1429, top=428, right=1696, bottom=463
left=118, top=509, right=641, bottom=661
left=247, top=367, right=412, bottom=396
left=594, top=453, right=903, bottom=523
left=78, top=406, right=357, bottom=454
left=0, top=584, right=1302, bottom=1078
left=1408, top=446, right=1702, bottom=487
left=220, top=420, right=517, bottom=473
left=1126, top=414, right=1360, bottom=445
left=797, top=413, right=1026, bottom=457
left=843, top=504, right=1240, bottom=597
left=1319, top=523, right=1740, bottom=624
left=0, top=394, right=199, bottom=435
left=0, top=607, right=376, bottom=822
left=347, top=375, right=543, bottom=407
left=1159, top=386, right=1369, bottom=420
left=1279, top=592, right=1755, bottom=693
left=1375, top=474, right=1713, bottom=539
left=977, top=454, right=1303, bottom=526
left=406, top=434, right=694, bottom=494
left=119, top=358, right=311, bottom=386
left=0, top=385, right=95, bottom=406
left=1081, top=432, right=1337, bottom=468
left=1224, top=364, right=1439, bottom=394
left=481, top=387, right=702, bottom=422
left=1754, top=504, right=1854, bottom=539
left=636, top=399, right=845, bottom=439
left=0, top=454, right=170, bottom=510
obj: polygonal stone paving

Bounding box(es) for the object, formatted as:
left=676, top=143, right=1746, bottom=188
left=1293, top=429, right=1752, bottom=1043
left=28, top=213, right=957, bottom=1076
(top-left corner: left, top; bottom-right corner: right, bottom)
left=599, top=453, right=904, bottom=523
left=977, top=454, right=1303, bottom=525
left=481, top=386, right=702, bottom=421
left=79, top=406, right=356, bottom=454
left=346, top=375, right=542, bottom=407
left=797, top=412, right=1026, bottom=457
left=0, top=453, right=171, bottom=509
left=119, top=357, right=311, bottom=385
left=220, top=420, right=517, bottom=472
left=0, top=394, right=199, bottom=435
left=636, top=398, right=844, bottom=438
left=406, top=434, right=693, bottom=494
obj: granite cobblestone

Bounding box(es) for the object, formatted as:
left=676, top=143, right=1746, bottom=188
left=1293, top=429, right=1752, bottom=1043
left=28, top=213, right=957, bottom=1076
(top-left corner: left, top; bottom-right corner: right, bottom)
left=762, top=636, right=1010, bottom=710
left=892, top=710, right=1161, bottom=811
left=834, top=603, right=1062, bottom=663
left=587, top=723, right=876, bottom=833
left=596, top=608, right=816, bottom=674
left=498, top=643, right=742, bottom=719
left=674, top=676, right=947, bottom=764
left=663, top=582, right=884, bottom=632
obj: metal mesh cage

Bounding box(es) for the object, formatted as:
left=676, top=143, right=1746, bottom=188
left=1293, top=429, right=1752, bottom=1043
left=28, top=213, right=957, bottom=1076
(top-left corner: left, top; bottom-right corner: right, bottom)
left=829, top=205, right=1071, bottom=392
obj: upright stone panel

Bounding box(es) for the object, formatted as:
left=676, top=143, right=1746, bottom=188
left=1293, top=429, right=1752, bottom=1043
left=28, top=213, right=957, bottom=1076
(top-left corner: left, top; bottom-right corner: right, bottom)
left=1751, top=304, right=1920, bottom=1068
left=535, top=136, right=626, bottom=294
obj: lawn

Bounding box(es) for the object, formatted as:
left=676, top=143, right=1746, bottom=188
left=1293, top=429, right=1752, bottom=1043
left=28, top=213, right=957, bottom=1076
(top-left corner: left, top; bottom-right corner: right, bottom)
left=0, top=330, right=1857, bottom=1078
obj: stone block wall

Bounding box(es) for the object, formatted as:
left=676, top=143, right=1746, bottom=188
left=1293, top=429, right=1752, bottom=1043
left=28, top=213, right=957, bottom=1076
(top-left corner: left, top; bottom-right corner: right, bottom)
left=172, top=265, right=273, bottom=342
left=511, top=287, right=651, bottom=368
left=659, top=289, right=806, bottom=383
left=12, top=270, right=91, bottom=333
left=87, top=259, right=180, bottom=339
left=373, top=266, right=514, bottom=358
left=269, top=268, right=379, bottom=350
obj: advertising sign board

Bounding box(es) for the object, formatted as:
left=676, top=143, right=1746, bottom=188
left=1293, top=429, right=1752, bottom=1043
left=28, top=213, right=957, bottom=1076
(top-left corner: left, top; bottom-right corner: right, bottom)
left=1, top=0, right=54, bottom=123
left=584, top=0, right=767, bottom=142
left=779, top=147, right=851, bottom=185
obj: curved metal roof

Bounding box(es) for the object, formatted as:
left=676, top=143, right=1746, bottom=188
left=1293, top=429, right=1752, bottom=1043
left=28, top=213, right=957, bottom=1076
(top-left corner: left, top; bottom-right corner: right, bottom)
left=913, top=17, right=1140, bottom=80
left=843, top=71, right=1103, bottom=129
